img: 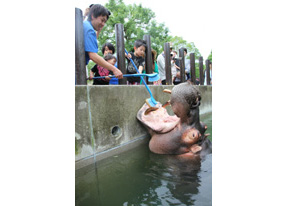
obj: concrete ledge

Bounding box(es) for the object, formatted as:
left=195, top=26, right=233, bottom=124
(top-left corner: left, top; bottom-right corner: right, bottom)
left=75, top=134, right=149, bottom=170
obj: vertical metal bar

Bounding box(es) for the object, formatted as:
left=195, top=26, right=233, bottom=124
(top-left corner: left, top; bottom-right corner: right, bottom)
left=179, top=48, right=185, bottom=82
left=205, top=59, right=211, bottom=85
left=190, top=53, right=196, bottom=84
left=143, top=35, right=153, bottom=84
left=75, top=8, right=87, bottom=85
left=115, top=23, right=126, bottom=85
left=199, top=56, right=204, bottom=85
left=164, top=43, right=172, bottom=85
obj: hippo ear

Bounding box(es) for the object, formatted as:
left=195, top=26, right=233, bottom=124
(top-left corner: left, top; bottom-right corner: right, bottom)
left=191, top=145, right=202, bottom=154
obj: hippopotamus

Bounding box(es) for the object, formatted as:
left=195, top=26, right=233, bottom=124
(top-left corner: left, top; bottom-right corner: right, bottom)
left=137, top=81, right=212, bottom=157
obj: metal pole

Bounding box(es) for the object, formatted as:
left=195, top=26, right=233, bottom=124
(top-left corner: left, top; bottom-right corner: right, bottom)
left=190, top=53, right=196, bottom=84
left=179, top=48, right=185, bottom=82
left=115, top=23, right=126, bottom=85
left=75, top=8, right=87, bottom=85
left=143, top=35, right=153, bottom=84
left=205, top=59, right=211, bottom=85
left=199, top=56, right=204, bottom=85
left=164, top=43, right=172, bottom=85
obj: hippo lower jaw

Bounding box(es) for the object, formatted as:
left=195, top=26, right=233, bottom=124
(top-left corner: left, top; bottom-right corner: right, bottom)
left=137, top=103, right=180, bottom=134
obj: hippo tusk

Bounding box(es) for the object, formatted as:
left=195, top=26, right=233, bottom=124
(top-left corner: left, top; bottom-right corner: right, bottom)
left=144, top=107, right=159, bottom=115
left=163, top=89, right=172, bottom=94
left=162, top=100, right=170, bottom=108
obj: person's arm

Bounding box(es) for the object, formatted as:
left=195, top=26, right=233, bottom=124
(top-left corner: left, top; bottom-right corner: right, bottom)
left=175, top=64, right=180, bottom=70
left=88, top=52, right=123, bottom=78
left=139, top=65, right=144, bottom=73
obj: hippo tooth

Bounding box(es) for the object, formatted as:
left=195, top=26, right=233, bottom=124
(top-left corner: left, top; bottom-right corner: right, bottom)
left=144, top=107, right=159, bottom=115
left=162, top=100, right=171, bottom=108
left=163, top=89, right=172, bottom=94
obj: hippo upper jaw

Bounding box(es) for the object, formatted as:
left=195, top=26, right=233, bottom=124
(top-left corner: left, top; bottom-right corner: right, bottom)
left=137, top=103, right=180, bottom=134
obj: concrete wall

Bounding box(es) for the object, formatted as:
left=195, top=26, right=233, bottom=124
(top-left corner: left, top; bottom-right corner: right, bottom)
left=75, top=85, right=212, bottom=170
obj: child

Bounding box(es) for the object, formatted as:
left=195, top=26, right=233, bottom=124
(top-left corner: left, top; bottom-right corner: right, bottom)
left=126, top=39, right=146, bottom=85
left=101, top=42, right=115, bottom=55
left=89, top=54, right=117, bottom=85
left=151, top=49, right=162, bottom=85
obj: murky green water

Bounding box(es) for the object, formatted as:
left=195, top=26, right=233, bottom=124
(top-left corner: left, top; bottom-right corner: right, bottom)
left=75, top=113, right=212, bottom=206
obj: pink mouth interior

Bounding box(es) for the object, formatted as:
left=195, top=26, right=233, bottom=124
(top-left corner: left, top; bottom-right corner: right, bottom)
left=138, top=104, right=180, bottom=133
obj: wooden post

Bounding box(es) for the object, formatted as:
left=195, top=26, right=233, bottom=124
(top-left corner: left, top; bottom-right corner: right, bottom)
left=143, top=35, right=153, bottom=84
left=75, top=8, right=87, bottom=85
left=164, top=43, right=172, bottom=85
left=190, top=53, right=196, bottom=84
left=205, top=59, right=211, bottom=85
left=179, top=48, right=185, bottom=82
left=199, top=56, right=204, bottom=85
left=115, top=23, right=126, bottom=85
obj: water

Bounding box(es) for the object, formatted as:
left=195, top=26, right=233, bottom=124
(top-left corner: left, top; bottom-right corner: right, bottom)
left=75, top=113, right=212, bottom=206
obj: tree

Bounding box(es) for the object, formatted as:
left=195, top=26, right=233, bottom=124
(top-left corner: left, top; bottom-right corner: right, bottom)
left=168, top=36, right=202, bottom=79
left=208, top=50, right=212, bottom=62
left=98, top=0, right=171, bottom=55
left=169, top=36, right=201, bottom=60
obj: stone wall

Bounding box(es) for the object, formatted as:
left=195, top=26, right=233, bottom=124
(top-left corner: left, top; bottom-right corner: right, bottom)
left=75, top=85, right=212, bottom=169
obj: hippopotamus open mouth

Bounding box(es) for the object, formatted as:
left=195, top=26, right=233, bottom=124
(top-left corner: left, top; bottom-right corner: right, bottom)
left=137, top=81, right=212, bottom=156
left=137, top=102, right=180, bottom=134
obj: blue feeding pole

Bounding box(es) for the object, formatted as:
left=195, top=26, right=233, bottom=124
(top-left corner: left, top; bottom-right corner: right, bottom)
left=125, top=49, right=157, bottom=107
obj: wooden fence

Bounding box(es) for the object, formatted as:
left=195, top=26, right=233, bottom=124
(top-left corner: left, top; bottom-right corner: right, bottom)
left=75, top=8, right=211, bottom=86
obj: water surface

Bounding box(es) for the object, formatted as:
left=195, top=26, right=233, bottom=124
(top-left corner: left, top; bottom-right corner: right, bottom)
left=76, top=113, right=212, bottom=206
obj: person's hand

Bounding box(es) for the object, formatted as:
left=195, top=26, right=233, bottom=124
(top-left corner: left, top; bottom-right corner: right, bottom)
left=89, top=76, right=93, bottom=80
left=113, top=68, right=123, bottom=79
left=105, top=76, right=111, bottom=81
left=127, top=53, right=132, bottom=59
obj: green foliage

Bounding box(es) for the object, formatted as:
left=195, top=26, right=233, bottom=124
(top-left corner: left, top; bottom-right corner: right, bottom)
left=208, top=50, right=212, bottom=62
left=86, top=61, right=96, bottom=84
left=98, top=0, right=171, bottom=55
left=87, top=61, right=96, bottom=73
left=170, top=36, right=202, bottom=60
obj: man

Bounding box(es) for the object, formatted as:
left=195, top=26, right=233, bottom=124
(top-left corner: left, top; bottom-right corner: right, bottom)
left=183, top=48, right=190, bottom=79
left=172, top=48, right=190, bottom=85
left=157, top=45, right=173, bottom=85
left=83, top=4, right=123, bottom=79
